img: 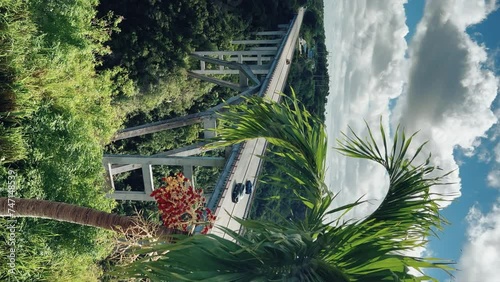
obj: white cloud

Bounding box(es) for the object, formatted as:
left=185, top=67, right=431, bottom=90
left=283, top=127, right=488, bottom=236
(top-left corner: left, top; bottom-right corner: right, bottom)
left=324, top=0, right=499, bottom=220
left=487, top=170, right=500, bottom=188
left=490, top=123, right=500, bottom=142
left=457, top=201, right=500, bottom=282
left=323, top=1, right=500, bottom=280
left=484, top=128, right=500, bottom=188
left=436, top=0, right=497, bottom=29
left=324, top=0, right=408, bottom=219
left=477, top=147, right=493, bottom=163
left=489, top=109, right=500, bottom=141
left=494, top=143, right=500, bottom=163
left=391, top=0, right=499, bottom=204
left=486, top=136, right=500, bottom=189
left=460, top=138, right=483, bottom=159
left=322, top=3, right=500, bottom=281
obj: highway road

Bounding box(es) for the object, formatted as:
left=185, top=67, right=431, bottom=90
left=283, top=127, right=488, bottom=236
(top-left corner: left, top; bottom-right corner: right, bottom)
left=211, top=8, right=305, bottom=239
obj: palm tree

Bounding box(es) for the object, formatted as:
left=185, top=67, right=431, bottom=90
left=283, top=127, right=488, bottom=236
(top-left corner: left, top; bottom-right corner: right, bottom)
left=0, top=197, right=176, bottom=237
left=114, top=92, right=454, bottom=281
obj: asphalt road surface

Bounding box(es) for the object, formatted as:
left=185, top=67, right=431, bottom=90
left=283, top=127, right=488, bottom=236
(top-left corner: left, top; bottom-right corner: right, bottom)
left=211, top=8, right=305, bottom=239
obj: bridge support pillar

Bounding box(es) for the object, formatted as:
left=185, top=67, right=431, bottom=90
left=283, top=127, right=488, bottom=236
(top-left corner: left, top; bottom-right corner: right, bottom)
left=239, top=72, right=248, bottom=88
left=104, top=156, right=226, bottom=201
left=231, top=39, right=281, bottom=45
left=103, top=15, right=304, bottom=204
left=252, top=30, right=286, bottom=36
left=183, top=165, right=195, bottom=188
left=104, top=155, right=225, bottom=167
left=142, top=165, right=154, bottom=197
left=203, top=116, right=217, bottom=139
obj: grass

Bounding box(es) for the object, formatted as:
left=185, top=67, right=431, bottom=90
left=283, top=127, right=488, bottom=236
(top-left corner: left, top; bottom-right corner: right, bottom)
left=0, top=217, right=114, bottom=280
left=0, top=0, right=123, bottom=280
left=0, top=0, right=280, bottom=279
left=0, top=0, right=235, bottom=280
left=0, top=125, right=26, bottom=163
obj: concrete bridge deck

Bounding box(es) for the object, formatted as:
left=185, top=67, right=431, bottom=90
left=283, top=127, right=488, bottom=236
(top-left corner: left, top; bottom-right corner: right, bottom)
left=210, top=8, right=304, bottom=238
left=103, top=7, right=305, bottom=237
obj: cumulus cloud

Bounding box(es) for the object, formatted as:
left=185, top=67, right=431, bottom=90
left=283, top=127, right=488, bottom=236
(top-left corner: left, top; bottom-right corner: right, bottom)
left=486, top=138, right=500, bottom=188
left=489, top=109, right=500, bottom=141
left=494, top=143, right=500, bottom=163
left=391, top=0, right=499, bottom=203
left=457, top=201, right=500, bottom=282
left=324, top=0, right=408, bottom=219
left=477, top=147, right=493, bottom=163
left=436, top=0, right=497, bottom=29
left=323, top=1, right=499, bottom=280
left=324, top=0, right=499, bottom=221
left=491, top=123, right=500, bottom=142
left=487, top=170, right=500, bottom=188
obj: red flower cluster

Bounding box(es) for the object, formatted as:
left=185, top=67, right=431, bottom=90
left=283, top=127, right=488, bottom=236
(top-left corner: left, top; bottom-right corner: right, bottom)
left=151, top=172, right=216, bottom=234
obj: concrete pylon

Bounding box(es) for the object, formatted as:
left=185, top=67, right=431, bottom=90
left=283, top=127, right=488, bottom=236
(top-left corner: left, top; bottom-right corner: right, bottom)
left=104, top=26, right=291, bottom=202
left=104, top=155, right=226, bottom=201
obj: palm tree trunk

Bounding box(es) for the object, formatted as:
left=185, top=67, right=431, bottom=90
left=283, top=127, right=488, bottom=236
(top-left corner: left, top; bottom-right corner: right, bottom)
left=0, top=197, right=176, bottom=237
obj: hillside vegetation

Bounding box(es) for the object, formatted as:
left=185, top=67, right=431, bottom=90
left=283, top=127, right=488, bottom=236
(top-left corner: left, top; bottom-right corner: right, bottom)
left=0, top=0, right=327, bottom=280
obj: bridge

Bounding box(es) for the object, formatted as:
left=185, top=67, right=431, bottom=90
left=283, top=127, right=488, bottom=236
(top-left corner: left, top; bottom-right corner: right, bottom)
left=103, top=8, right=305, bottom=236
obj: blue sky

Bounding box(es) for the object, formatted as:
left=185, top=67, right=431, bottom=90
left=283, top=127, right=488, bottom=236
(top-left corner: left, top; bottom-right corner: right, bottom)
left=403, top=1, right=500, bottom=280
left=324, top=1, right=500, bottom=281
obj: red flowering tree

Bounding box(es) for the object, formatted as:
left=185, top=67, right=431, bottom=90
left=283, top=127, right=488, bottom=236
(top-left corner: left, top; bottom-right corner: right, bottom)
left=150, top=173, right=216, bottom=234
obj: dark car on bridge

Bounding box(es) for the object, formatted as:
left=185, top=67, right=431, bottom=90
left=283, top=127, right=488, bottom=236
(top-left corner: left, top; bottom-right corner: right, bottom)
left=232, top=183, right=245, bottom=203
left=245, top=180, right=253, bottom=194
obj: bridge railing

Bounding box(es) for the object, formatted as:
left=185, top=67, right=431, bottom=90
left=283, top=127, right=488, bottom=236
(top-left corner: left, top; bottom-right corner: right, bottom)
left=209, top=11, right=302, bottom=214
left=207, top=143, right=243, bottom=211
left=258, top=14, right=299, bottom=98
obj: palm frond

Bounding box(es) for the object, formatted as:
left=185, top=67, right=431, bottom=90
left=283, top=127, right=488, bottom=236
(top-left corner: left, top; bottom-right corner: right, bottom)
left=113, top=95, right=455, bottom=281
left=113, top=218, right=353, bottom=282
left=335, top=120, right=455, bottom=278
left=207, top=90, right=328, bottom=205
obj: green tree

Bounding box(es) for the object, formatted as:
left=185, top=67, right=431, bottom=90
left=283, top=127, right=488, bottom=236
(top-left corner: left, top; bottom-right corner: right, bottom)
left=114, top=93, right=454, bottom=281
left=97, top=0, right=246, bottom=92
left=0, top=197, right=175, bottom=237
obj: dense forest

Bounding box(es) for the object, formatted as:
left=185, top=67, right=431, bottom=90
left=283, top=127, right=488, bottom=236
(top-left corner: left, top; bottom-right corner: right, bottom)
left=0, top=0, right=328, bottom=280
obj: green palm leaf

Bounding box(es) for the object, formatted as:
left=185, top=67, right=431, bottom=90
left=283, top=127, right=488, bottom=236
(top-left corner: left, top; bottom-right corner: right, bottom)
left=335, top=121, right=454, bottom=279
left=113, top=92, right=454, bottom=281
left=207, top=90, right=329, bottom=206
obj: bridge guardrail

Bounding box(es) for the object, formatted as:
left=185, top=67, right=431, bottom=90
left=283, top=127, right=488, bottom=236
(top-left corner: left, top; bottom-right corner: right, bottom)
left=207, top=143, right=243, bottom=211
left=208, top=8, right=304, bottom=224
left=258, top=13, right=299, bottom=98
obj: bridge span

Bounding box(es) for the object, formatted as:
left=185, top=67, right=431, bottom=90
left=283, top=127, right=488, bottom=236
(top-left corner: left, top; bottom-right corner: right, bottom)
left=210, top=8, right=304, bottom=238
left=103, top=8, right=305, bottom=236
